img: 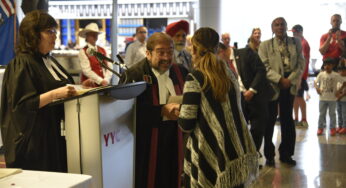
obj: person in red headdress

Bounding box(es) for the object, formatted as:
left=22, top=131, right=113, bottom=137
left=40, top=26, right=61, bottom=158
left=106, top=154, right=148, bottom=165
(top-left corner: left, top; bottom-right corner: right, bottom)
left=166, top=20, right=192, bottom=71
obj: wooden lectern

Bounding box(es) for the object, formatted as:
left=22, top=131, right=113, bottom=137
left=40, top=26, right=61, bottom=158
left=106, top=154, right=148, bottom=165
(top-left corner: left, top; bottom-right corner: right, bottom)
left=54, top=82, right=146, bottom=188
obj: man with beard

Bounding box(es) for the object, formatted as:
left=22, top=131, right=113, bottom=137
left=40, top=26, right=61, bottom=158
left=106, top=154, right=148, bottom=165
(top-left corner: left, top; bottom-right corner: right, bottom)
left=166, top=20, right=192, bottom=71
left=120, top=32, right=188, bottom=188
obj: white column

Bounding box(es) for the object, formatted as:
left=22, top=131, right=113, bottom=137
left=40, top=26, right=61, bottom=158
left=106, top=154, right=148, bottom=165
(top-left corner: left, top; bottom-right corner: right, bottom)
left=197, top=0, right=221, bottom=33
left=15, top=0, right=25, bottom=23
left=111, top=0, right=119, bottom=84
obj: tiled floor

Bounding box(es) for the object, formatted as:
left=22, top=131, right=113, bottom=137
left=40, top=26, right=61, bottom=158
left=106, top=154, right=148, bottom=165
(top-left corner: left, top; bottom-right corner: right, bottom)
left=250, top=77, right=346, bottom=188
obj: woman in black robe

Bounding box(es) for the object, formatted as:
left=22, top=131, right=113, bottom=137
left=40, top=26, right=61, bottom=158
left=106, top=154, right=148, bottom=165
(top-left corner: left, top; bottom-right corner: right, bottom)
left=0, top=10, right=78, bottom=172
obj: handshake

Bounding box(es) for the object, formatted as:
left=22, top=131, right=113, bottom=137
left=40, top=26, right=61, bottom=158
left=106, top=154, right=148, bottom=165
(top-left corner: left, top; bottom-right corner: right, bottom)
left=162, top=103, right=181, bottom=120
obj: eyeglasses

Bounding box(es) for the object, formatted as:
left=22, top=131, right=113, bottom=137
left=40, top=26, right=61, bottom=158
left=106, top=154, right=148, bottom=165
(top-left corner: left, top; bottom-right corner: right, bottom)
left=138, top=31, right=147, bottom=34
left=43, top=28, right=57, bottom=35
left=153, top=48, right=174, bottom=57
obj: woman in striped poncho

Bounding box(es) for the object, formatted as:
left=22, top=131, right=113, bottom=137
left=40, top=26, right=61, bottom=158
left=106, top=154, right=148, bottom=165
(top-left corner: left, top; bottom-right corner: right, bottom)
left=178, top=27, right=258, bottom=188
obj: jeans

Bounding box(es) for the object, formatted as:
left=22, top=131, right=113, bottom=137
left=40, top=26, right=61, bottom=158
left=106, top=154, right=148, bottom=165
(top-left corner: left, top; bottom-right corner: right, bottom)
left=337, top=101, right=346, bottom=128
left=318, top=100, right=336, bottom=129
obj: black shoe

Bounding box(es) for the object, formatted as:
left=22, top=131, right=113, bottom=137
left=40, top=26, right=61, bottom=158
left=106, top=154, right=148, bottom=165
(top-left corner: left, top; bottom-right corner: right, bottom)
left=280, top=157, right=296, bottom=166
left=265, top=159, right=275, bottom=167
left=259, top=164, right=263, bottom=169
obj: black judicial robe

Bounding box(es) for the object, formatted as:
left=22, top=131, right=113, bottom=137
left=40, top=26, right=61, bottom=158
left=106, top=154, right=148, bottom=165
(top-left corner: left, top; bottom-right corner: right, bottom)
left=120, top=58, right=188, bottom=188
left=0, top=52, right=74, bottom=172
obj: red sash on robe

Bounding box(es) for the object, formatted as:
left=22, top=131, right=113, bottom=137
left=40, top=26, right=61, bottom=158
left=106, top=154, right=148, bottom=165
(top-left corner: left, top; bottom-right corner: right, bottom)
left=146, top=64, right=185, bottom=188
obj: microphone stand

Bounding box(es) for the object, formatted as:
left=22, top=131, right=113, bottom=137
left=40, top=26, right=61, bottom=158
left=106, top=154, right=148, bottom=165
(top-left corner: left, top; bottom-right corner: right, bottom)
left=96, top=57, right=122, bottom=78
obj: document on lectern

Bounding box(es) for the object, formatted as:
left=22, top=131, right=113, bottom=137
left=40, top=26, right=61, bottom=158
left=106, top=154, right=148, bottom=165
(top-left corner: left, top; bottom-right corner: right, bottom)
left=0, top=168, right=22, bottom=179
left=67, top=84, right=113, bottom=95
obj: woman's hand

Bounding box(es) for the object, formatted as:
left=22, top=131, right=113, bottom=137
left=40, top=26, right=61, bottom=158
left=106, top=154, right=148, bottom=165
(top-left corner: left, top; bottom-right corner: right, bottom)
left=51, top=86, right=77, bottom=100
left=39, top=86, right=77, bottom=108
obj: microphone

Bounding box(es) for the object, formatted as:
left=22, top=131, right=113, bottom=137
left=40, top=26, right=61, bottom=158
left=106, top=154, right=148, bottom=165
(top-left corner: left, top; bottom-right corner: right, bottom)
left=86, top=48, right=124, bottom=78
left=86, top=48, right=127, bottom=69
left=116, top=54, right=125, bottom=64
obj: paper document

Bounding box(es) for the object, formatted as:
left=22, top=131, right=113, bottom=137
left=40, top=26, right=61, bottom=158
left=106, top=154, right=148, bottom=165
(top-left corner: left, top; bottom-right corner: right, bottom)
left=67, top=84, right=113, bottom=95
left=167, top=95, right=183, bottom=104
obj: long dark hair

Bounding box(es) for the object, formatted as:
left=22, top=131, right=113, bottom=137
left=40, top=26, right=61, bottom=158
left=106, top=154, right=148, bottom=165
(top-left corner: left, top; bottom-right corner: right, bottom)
left=16, top=10, right=58, bottom=54
left=270, top=17, right=290, bottom=54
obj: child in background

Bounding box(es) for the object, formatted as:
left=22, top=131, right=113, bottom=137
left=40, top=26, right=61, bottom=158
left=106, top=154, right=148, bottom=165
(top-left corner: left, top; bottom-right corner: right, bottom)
left=336, top=59, right=346, bottom=134
left=315, top=58, right=340, bottom=136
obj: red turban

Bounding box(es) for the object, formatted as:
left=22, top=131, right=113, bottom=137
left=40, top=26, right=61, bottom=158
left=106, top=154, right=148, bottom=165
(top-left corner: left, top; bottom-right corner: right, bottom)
left=165, top=20, right=189, bottom=37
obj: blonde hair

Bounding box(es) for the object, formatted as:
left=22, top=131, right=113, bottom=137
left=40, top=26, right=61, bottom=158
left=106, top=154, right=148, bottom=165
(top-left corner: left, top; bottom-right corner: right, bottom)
left=192, top=27, right=231, bottom=102
left=248, top=28, right=261, bottom=51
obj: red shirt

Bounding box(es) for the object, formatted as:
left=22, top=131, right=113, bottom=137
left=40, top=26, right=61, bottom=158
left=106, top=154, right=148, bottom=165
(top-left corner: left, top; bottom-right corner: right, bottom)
left=320, top=30, right=346, bottom=60
left=301, top=37, right=310, bottom=80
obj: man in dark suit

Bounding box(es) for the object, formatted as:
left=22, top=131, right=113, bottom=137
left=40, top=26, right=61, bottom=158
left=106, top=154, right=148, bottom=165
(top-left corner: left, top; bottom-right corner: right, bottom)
left=219, top=44, right=273, bottom=157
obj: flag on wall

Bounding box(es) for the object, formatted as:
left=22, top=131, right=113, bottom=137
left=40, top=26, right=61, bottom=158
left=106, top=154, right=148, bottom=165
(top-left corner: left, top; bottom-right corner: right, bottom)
left=0, top=0, right=18, bottom=65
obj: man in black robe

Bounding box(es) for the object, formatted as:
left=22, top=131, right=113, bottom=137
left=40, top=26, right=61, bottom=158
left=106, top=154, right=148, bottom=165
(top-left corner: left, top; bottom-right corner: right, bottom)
left=120, top=32, right=188, bottom=188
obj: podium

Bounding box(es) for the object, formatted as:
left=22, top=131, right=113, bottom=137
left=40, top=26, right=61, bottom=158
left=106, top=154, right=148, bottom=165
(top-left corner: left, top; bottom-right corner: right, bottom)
left=56, top=82, right=146, bottom=188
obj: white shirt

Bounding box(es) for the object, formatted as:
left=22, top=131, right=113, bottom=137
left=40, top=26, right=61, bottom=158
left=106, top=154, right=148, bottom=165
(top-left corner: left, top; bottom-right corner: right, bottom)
left=43, top=57, right=68, bottom=81
left=151, top=68, right=176, bottom=105
left=315, top=71, right=340, bottom=101
left=337, top=75, right=346, bottom=102
left=78, top=43, right=113, bottom=85
left=124, top=40, right=146, bottom=68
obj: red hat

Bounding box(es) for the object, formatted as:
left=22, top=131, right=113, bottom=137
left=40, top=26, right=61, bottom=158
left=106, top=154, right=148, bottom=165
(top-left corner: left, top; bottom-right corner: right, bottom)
left=165, top=20, right=189, bottom=37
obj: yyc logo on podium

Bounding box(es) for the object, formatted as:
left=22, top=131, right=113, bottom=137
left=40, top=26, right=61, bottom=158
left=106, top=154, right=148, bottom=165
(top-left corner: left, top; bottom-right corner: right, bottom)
left=103, top=129, right=121, bottom=147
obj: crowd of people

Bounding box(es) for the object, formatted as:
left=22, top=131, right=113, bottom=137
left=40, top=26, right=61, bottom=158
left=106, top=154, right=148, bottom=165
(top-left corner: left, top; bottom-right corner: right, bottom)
left=2, top=9, right=346, bottom=188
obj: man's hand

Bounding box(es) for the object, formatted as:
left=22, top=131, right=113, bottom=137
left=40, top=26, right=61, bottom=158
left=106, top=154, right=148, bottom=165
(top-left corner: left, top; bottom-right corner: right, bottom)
left=336, top=30, right=341, bottom=40
left=243, top=90, right=255, bottom=102
left=316, top=88, right=322, bottom=95
left=162, top=103, right=180, bottom=120
left=279, top=77, right=291, bottom=89
left=100, top=80, right=109, bottom=86
left=342, top=81, right=346, bottom=88
left=81, top=79, right=96, bottom=88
